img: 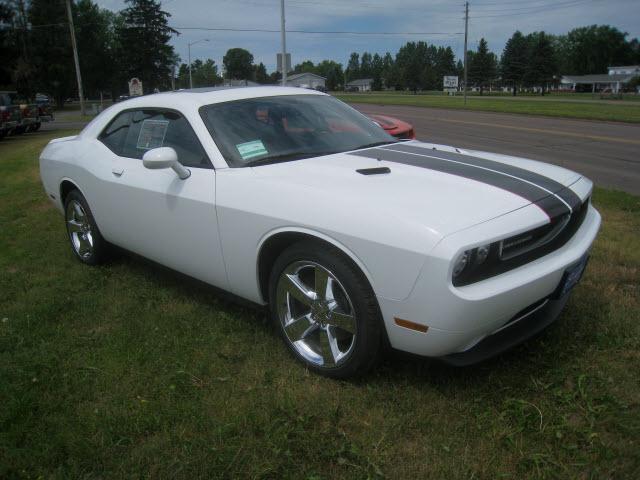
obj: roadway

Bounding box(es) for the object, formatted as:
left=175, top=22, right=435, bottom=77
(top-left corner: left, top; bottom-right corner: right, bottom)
left=351, top=103, right=640, bottom=195
left=41, top=104, right=640, bottom=195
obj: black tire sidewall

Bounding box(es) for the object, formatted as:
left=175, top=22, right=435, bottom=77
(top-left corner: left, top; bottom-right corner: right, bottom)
left=64, top=190, right=107, bottom=265
left=268, top=240, right=382, bottom=378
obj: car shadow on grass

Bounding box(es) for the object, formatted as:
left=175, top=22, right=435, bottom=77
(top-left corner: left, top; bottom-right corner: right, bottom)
left=105, top=245, right=612, bottom=389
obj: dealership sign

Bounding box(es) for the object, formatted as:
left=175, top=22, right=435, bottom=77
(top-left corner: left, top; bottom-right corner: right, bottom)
left=128, top=78, right=143, bottom=96
left=443, top=76, right=459, bottom=91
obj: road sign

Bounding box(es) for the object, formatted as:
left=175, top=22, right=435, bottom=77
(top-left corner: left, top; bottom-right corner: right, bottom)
left=443, top=76, right=459, bottom=89
left=277, top=53, right=291, bottom=73
left=128, top=78, right=143, bottom=96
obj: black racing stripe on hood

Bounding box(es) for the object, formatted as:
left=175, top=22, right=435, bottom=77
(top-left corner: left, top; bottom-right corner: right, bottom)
left=349, top=147, right=570, bottom=218
left=382, top=143, right=583, bottom=211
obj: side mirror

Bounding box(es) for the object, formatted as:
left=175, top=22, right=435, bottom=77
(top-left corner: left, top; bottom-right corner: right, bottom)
left=142, top=147, right=191, bottom=180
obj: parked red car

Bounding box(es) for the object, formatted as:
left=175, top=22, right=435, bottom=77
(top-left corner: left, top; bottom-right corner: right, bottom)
left=368, top=114, right=415, bottom=140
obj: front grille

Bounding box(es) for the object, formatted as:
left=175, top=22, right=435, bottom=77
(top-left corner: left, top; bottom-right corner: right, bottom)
left=501, top=195, right=589, bottom=264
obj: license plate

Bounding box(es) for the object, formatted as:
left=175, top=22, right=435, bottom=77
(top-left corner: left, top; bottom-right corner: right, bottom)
left=554, top=254, right=589, bottom=299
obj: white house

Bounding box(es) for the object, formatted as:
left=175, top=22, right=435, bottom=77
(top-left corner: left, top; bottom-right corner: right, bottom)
left=608, top=65, right=640, bottom=75
left=346, top=78, right=373, bottom=92
left=285, top=73, right=326, bottom=89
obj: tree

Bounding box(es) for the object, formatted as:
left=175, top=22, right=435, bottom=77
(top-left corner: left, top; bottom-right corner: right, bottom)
left=346, top=52, right=359, bottom=82
left=116, top=0, right=177, bottom=92
left=28, top=0, right=74, bottom=104
left=223, top=48, right=254, bottom=80
left=395, top=41, right=429, bottom=92
left=74, top=0, right=117, bottom=98
left=371, top=53, right=383, bottom=90
left=382, top=52, right=394, bottom=89
left=0, top=2, right=17, bottom=88
left=524, top=32, right=557, bottom=95
left=254, top=62, right=269, bottom=84
left=558, top=25, right=636, bottom=74
left=469, top=38, right=497, bottom=95
left=315, top=60, right=343, bottom=90
left=360, top=52, right=372, bottom=78
left=293, top=60, right=315, bottom=74
left=501, top=31, right=528, bottom=96
left=433, top=46, right=456, bottom=90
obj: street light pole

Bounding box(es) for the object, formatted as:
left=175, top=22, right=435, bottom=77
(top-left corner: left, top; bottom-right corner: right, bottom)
left=65, top=0, right=85, bottom=115
left=188, top=39, right=210, bottom=89
left=463, top=1, right=469, bottom=107
left=280, top=0, right=287, bottom=86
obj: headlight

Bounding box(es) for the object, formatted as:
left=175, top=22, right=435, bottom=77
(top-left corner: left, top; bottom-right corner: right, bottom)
left=452, top=250, right=470, bottom=277
left=451, top=243, right=498, bottom=285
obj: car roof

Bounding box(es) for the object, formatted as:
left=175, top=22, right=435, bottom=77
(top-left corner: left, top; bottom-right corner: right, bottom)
left=116, top=86, right=325, bottom=110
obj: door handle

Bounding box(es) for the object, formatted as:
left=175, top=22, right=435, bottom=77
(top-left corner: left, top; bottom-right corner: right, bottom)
left=112, top=168, right=124, bottom=177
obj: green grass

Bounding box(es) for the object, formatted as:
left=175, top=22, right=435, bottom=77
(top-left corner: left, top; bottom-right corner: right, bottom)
left=334, top=92, right=640, bottom=123
left=337, top=90, right=640, bottom=101
left=1, top=132, right=639, bottom=478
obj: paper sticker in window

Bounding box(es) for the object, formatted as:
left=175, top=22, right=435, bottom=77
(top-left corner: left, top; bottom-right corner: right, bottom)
left=136, top=119, right=169, bottom=150
left=236, top=139, right=268, bottom=160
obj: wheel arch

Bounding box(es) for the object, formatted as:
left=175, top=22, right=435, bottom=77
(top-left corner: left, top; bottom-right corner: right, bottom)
left=256, top=228, right=376, bottom=304
left=59, top=178, right=85, bottom=206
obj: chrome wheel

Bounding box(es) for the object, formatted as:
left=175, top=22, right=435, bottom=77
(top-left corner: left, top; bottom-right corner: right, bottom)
left=66, top=199, right=94, bottom=259
left=276, top=261, right=357, bottom=368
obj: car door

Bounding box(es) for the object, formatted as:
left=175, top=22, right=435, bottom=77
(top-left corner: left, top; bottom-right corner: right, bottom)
left=96, top=108, right=228, bottom=289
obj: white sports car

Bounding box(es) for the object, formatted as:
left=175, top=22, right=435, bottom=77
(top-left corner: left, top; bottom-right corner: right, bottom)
left=39, top=87, right=601, bottom=377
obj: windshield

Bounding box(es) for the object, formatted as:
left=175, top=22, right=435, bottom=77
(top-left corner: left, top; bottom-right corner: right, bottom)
left=199, top=94, right=396, bottom=167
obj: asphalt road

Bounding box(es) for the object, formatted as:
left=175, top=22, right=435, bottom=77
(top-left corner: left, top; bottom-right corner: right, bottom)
left=40, top=105, right=640, bottom=195
left=352, top=103, right=640, bottom=195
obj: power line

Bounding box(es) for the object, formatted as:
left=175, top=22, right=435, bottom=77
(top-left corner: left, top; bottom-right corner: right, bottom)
left=471, top=0, right=600, bottom=18
left=173, top=26, right=463, bottom=36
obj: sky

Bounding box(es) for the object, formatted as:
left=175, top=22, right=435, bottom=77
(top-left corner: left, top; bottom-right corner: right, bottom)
left=95, top=0, right=640, bottom=73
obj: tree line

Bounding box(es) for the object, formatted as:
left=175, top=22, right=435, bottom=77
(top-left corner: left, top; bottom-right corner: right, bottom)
left=1, top=0, right=639, bottom=105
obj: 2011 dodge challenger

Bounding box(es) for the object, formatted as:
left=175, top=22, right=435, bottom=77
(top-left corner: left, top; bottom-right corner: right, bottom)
left=39, top=87, right=601, bottom=378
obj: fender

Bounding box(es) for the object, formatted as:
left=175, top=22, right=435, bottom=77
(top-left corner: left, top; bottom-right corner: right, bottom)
left=256, top=226, right=376, bottom=303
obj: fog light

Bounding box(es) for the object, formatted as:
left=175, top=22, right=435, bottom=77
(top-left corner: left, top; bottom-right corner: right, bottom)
left=453, top=250, right=470, bottom=277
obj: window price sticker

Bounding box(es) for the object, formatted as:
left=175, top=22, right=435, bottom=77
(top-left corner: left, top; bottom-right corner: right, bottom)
left=137, top=119, right=169, bottom=150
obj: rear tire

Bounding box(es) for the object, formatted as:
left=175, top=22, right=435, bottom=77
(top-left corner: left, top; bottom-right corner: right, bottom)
left=64, top=190, right=109, bottom=265
left=268, top=240, right=383, bottom=378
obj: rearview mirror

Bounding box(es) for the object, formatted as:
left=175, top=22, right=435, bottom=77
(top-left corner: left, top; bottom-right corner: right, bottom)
left=142, top=147, right=191, bottom=180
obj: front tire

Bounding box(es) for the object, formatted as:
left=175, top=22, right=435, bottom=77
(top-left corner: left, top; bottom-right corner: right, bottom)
left=64, top=190, right=109, bottom=265
left=268, top=241, right=383, bottom=378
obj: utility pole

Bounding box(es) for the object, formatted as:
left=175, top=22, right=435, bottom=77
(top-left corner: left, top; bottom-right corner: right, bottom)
left=463, top=1, right=469, bottom=107
left=188, top=39, right=209, bottom=89
left=66, top=0, right=85, bottom=116
left=280, top=0, right=287, bottom=86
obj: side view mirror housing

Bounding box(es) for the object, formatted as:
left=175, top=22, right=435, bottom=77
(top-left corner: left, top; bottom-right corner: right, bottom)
left=142, top=147, right=191, bottom=180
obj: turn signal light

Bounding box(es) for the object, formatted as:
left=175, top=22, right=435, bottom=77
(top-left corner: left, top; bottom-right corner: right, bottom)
left=394, top=317, right=429, bottom=333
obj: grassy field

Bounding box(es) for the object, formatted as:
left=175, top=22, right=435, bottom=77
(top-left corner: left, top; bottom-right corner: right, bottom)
left=336, top=90, right=640, bottom=101
left=334, top=93, right=640, bottom=123
left=1, top=131, right=639, bottom=479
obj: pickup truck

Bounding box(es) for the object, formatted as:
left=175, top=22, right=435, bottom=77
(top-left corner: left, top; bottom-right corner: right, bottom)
left=35, top=93, right=54, bottom=124
left=0, top=91, right=22, bottom=139
left=0, top=91, right=41, bottom=135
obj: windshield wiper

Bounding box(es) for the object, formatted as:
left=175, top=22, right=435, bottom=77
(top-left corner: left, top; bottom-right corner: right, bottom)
left=246, top=150, right=338, bottom=166
left=355, top=140, right=399, bottom=150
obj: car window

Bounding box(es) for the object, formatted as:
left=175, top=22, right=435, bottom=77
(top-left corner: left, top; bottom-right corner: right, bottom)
left=100, top=109, right=211, bottom=169
left=98, top=111, right=131, bottom=155
left=199, top=95, right=395, bottom=167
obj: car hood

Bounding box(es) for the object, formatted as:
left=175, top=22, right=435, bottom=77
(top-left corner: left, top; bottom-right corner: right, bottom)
left=251, top=141, right=582, bottom=237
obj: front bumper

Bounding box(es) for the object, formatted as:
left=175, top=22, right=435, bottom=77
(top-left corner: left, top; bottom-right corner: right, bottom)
left=377, top=197, right=601, bottom=361
left=438, top=291, right=569, bottom=366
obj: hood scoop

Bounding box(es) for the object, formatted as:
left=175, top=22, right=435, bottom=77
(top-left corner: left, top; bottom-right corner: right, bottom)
left=356, top=166, right=391, bottom=176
